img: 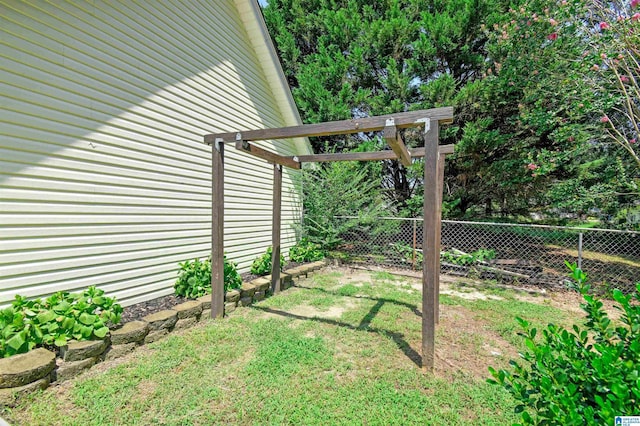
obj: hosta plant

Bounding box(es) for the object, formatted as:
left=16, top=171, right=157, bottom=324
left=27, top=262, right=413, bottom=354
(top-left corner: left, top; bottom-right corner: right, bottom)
left=174, top=255, right=242, bottom=299
left=250, top=247, right=285, bottom=276
left=0, top=286, right=123, bottom=358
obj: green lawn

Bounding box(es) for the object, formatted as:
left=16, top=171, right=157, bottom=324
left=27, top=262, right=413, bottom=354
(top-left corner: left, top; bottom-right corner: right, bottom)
left=5, top=270, right=574, bottom=425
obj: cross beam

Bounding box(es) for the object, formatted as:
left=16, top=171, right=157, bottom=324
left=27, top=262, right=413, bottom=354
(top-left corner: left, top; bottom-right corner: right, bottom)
left=235, top=141, right=301, bottom=169
left=293, top=144, right=454, bottom=163
left=204, top=107, right=453, bottom=144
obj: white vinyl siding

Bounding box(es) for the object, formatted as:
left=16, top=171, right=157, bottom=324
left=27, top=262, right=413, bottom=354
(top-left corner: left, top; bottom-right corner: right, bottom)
left=0, top=0, right=306, bottom=306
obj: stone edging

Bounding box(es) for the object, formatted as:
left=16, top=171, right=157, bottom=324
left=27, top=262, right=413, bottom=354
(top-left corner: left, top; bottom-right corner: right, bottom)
left=0, top=260, right=328, bottom=407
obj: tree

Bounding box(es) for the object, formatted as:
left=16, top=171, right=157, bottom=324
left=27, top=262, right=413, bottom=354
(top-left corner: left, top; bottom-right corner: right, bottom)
left=263, top=0, right=500, bottom=213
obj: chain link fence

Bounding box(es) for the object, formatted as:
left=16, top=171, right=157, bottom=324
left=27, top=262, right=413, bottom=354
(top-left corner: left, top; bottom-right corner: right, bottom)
left=333, top=216, right=640, bottom=293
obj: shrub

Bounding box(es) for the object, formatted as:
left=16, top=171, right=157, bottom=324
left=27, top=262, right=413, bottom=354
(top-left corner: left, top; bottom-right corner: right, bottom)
left=0, top=287, right=123, bottom=358
left=250, top=247, right=285, bottom=276
left=489, top=262, right=640, bottom=425
left=174, top=256, right=242, bottom=298
left=289, top=238, right=326, bottom=263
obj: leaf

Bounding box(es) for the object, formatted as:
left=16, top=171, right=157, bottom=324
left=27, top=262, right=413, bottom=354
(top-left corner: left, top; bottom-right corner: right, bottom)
left=6, top=331, right=26, bottom=351
left=53, top=301, right=71, bottom=313
left=79, top=312, right=96, bottom=325
left=94, top=326, right=109, bottom=338
left=61, top=317, right=75, bottom=330
left=54, top=336, right=68, bottom=347
left=36, top=310, right=56, bottom=324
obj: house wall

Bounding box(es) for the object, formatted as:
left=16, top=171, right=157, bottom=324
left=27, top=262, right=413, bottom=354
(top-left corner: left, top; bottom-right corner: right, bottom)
left=0, top=0, right=306, bottom=306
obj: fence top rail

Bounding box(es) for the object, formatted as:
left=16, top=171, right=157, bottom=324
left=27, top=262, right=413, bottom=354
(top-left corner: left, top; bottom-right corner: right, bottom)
left=333, top=216, right=640, bottom=235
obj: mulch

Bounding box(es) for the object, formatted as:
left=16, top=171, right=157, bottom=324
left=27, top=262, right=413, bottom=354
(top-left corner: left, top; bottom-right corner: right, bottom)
left=119, top=261, right=309, bottom=323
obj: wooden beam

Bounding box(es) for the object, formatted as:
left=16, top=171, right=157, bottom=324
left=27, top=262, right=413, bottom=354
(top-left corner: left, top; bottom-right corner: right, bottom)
left=271, top=164, right=282, bottom=294
left=210, top=140, right=225, bottom=319
left=383, top=124, right=412, bottom=167
left=205, top=107, right=454, bottom=144
left=422, top=118, right=439, bottom=371
left=235, top=141, right=301, bottom=169
left=294, top=144, right=455, bottom=163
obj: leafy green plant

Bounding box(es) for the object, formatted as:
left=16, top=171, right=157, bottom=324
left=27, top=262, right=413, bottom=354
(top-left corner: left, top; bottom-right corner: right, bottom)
left=289, top=238, right=326, bottom=263
left=250, top=247, right=285, bottom=276
left=441, top=248, right=495, bottom=265
left=0, top=287, right=123, bottom=358
left=174, top=256, right=242, bottom=298
left=489, top=262, right=640, bottom=425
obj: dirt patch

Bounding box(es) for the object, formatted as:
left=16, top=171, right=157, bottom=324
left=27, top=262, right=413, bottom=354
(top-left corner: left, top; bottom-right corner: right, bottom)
left=260, top=300, right=358, bottom=321
left=434, top=305, right=519, bottom=379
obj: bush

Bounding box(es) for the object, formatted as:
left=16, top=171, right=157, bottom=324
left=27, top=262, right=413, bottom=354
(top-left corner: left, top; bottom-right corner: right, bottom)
left=289, top=238, right=326, bottom=263
left=0, top=287, right=123, bottom=358
left=250, top=247, right=285, bottom=276
left=489, top=262, right=640, bottom=425
left=174, top=256, right=242, bottom=298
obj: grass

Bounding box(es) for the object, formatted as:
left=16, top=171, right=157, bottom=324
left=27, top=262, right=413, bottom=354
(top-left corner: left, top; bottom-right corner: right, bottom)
left=5, top=270, right=576, bottom=425
left=547, top=244, right=640, bottom=268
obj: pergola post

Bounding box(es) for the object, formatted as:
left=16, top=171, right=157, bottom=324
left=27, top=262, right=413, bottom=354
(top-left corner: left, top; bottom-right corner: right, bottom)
left=435, top=151, right=446, bottom=324
left=422, top=118, right=439, bottom=371
left=271, top=164, right=282, bottom=293
left=210, top=140, right=225, bottom=319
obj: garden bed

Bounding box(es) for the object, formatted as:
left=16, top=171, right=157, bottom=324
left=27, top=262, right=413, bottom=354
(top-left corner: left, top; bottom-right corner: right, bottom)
left=0, top=261, right=327, bottom=409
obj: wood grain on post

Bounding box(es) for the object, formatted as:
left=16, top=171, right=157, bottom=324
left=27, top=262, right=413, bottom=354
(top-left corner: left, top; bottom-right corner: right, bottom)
left=271, top=164, right=282, bottom=294
left=211, top=140, right=225, bottom=319
left=422, top=119, right=440, bottom=371
left=435, top=152, right=446, bottom=324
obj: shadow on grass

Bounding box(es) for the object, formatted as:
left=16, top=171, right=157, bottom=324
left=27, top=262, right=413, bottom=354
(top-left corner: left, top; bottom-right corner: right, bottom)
left=250, top=284, right=424, bottom=368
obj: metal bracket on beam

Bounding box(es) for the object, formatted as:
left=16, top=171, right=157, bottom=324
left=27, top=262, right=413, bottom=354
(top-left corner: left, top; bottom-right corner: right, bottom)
left=416, top=118, right=431, bottom=134
left=214, top=138, right=223, bottom=152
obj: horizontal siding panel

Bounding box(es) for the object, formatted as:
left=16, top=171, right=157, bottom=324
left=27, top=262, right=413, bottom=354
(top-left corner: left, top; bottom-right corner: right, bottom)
left=0, top=0, right=307, bottom=306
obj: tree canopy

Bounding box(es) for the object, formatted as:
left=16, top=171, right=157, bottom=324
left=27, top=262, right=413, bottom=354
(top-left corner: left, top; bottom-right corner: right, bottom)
left=263, top=0, right=640, bottom=227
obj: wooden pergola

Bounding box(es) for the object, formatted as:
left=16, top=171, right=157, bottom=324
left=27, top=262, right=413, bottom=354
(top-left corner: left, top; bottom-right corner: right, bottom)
left=204, top=107, right=454, bottom=370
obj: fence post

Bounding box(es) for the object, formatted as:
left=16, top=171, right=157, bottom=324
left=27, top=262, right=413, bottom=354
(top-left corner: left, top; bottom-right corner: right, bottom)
left=412, top=220, right=417, bottom=270
left=578, top=232, right=583, bottom=270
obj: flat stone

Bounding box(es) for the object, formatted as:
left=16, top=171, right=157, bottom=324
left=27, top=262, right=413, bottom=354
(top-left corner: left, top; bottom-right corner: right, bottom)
left=143, top=310, right=177, bottom=331
left=174, top=317, right=197, bottom=330
left=110, top=321, right=149, bottom=345
left=53, top=357, right=97, bottom=383
left=284, top=267, right=304, bottom=277
left=0, top=348, right=56, bottom=389
left=240, top=282, right=256, bottom=298
left=239, top=296, right=253, bottom=307
left=250, top=278, right=270, bottom=292
left=61, top=339, right=108, bottom=362
left=0, top=377, right=49, bottom=408
left=103, top=343, right=137, bottom=361
left=173, top=301, right=203, bottom=319
left=197, top=294, right=212, bottom=309
left=253, top=291, right=265, bottom=302
left=224, top=302, right=237, bottom=315
left=199, top=308, right=212, bottom=321
left=144, top=329, right=169, bottom=344
left=281, top=273, right=292, bottom=284
left=225, top=290, right=240, bottom=303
